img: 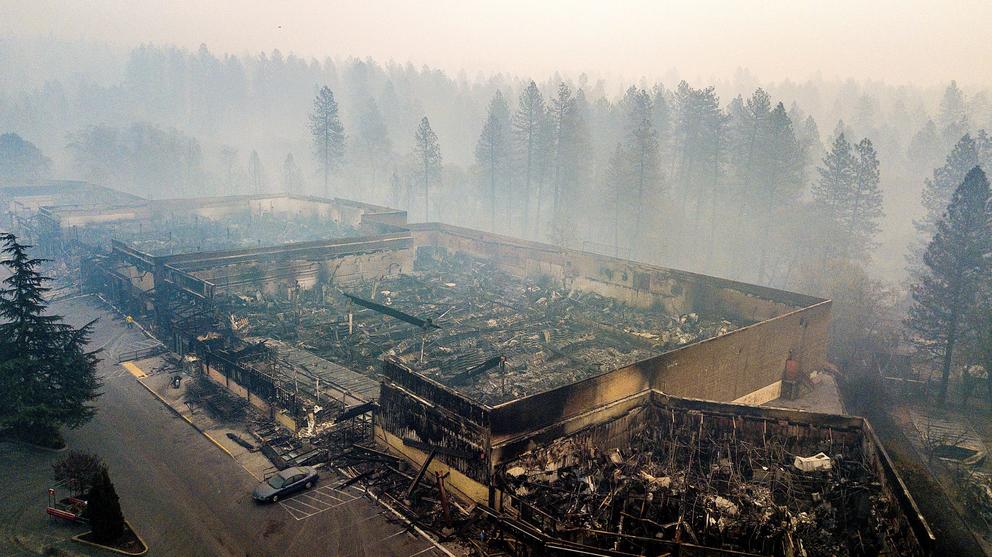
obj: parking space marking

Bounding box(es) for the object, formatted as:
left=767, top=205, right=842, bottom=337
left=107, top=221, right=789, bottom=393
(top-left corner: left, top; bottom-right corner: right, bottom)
left=277, top=483, right=363, bottom=520
left=285, top=498, right=323, bottom=512
left=376, top=528, right=410, bottom=543
left=298, top=490, right=343, bottom=506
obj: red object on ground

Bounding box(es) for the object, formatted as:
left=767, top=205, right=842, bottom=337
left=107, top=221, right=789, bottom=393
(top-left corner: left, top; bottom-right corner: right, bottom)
left=784, top=358, right=800, bottom=381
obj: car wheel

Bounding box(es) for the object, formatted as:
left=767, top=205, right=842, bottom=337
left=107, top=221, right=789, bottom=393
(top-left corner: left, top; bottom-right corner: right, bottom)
left=271, top=494, right=279, bottom=503
left=305, top=481, right=313, bottom=489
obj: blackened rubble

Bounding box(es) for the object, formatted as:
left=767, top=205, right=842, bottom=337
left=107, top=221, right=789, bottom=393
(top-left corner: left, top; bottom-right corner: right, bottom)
left=122, top=210, right=360, bottom=256
left=223, top=250, right=744, bottom=405
left=497, top=404, right=916, bottom=557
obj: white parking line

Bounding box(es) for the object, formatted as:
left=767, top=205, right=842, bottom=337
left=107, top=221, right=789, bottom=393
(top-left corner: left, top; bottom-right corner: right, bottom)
left=277, top=483, right=362, bottom=520
left=376, top=529, right=410, bottom=543
left=284, top=498, right=323, bottom=512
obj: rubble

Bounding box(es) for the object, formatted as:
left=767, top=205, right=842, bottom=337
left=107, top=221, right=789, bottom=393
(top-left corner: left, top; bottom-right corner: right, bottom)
left=497, top=405, right=914, bottom=556
left=220, top=250, right=746, bottom=404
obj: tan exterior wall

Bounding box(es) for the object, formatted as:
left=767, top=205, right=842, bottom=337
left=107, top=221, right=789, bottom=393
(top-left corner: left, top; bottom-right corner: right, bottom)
left=375, top=425, right=489, bottom=504
left=202, top=364, right=298, bottom=431
left=194, top=247, right=414, bottom=294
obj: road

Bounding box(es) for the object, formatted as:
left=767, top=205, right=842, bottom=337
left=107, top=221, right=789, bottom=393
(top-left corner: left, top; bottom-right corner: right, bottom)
left=1, top=295, right=448, bottom=557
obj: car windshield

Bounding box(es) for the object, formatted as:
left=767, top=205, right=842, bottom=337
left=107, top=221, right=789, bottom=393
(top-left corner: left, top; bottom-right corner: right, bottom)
left=266, top=474, right=288, bottom=489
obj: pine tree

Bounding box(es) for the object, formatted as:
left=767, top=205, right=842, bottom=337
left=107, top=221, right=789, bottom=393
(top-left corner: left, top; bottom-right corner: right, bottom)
left=605, top=143, right=629, bottom=257
left=356, top=98, right=392, bottom=190
left=475, top=91, right=511, bottom=232
left=673, top=83, right=724, bottom=265
left=847, top=138, right=883, bottom=258
left=413, top=117, right=441, bottom=221
left=813, top=134, right=856, bottom=227
left=908, top=167, right=992, bottom=403
left=939, top=80, right=969, bottom=146
left=907, top=119, right=941, bottom=172
left=813, top=134, right=883, bottom=260
left=910, top=134, right=980, bottom=274
left=622, top=87, right=661, bottom=259
left=0, top=234, right=100, bottom=446
left=561, top=89, right=593, bottom=240
left=512, top=82, right=546, bottom=236
left=281, top=153, right=303, bottom=195
left=247, top=150, right=265, bottom=195
left=309, top=86, right=345, bottom=195
left=87, top=468, right=125, bottom=543
left=798, top=115, right=824, bottom=179
left=754, top=102, right=803, bottom=282
left=548, top=82, right=576, bottom=229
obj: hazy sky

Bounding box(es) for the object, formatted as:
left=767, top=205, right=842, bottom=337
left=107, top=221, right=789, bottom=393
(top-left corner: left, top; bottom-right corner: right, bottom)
left=4, top=0, right=992, bottom=86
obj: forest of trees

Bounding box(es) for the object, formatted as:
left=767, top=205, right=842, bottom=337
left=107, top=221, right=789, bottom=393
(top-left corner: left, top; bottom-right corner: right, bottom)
left=4, top=41, right=992, bottom=392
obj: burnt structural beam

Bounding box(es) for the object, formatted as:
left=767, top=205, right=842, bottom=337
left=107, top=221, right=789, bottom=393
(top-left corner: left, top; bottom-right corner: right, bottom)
left=448, top=355, right=505, bottom=385
left=405, top=449, right=437, bottom=501
left=343, top=293, right=441, bottom=329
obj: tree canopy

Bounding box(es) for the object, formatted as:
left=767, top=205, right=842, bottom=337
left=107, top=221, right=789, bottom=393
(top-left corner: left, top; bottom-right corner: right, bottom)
left=0, top=234, right=101, bottom=446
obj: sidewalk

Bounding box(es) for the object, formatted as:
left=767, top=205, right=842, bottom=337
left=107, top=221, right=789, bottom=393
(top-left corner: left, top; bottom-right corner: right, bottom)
left=125, top=356, right=276, bottom=482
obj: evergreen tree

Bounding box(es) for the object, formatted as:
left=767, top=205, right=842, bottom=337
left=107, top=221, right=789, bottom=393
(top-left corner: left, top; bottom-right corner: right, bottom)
left=908, top=167, right=992, bottom=403
left=651, top=85, right=673, bottom=165
left=0, top=234, right=100, bottom=446
left=309, top=86, right=345, bottom=195
left=281, top=153, right=303, bottom=195
left=548, top=82, right=576, bottom=229
left=605, top=143, right=629, bottom=257
left=622, top=87, right=662, bottom=259
left=218, top=147, right=238, bottom=195
left=754, top=102, right=803, bottom=282
left=813, top=133, right=856, bottom=226
left=247, top=150, right=265, bottom=194
left=907, top=119, right=941, bottom=172
left=939, top=80, right=969, bottom=145
left=356, top=97, right=392, bottom=190
left=910, top=134, right=980, bottom=274
left=813, top=134, right=883, bottom=261
left=798, top=115, right=824, bottom=180
left=413, top=117, right=442, bottom=221
left=847, top=138, right=883, bottom=258
left=87, top=468, right=125, bottom=543
left=512, top=82, right=546, bottom=236
left=734, top=88, right=772, bottom=196
left=475, top=91, right=511, bottom=232
left=562, top=89, right=593, bottom=240
left=0, top=133, right=52, bottom=182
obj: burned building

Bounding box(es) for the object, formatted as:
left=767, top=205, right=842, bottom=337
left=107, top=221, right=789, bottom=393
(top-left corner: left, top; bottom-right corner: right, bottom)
left=20, top=185, right=933, bottom=555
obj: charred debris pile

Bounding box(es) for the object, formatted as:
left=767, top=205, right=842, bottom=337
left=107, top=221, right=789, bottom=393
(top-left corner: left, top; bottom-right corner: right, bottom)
left=496, top=404, right=916, bottom=557
left=221, top=251, right=743, bottom=404
left=125, top=210, right=359, bottom=255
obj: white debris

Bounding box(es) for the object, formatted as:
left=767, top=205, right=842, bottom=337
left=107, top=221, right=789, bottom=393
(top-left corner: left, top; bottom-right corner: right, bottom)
left=713, top=496, right=739, bottom=515
left=507, top=466, right=527, bottom=478
left=639, top=470, right=672, bottom=489
left=793, top=452, right=833, bottom=472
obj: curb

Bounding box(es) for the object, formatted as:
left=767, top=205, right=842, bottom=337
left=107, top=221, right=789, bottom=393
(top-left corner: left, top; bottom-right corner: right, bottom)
left=133, top=377, right=234, bottom=458
left=131, top=372, right=262, bottom=481
left=71, top=519, right=149, bottom=556
left=0, top=438, right=69, bottom=453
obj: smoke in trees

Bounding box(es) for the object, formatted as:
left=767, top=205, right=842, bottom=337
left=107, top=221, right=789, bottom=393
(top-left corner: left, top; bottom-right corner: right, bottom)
left=413, top=116, right=441, bottom=221
left=475, top=91, right=511, bottom=233
left=908, top=167, right=992, bottom=404
left=309, top=86, right=345, bottom=195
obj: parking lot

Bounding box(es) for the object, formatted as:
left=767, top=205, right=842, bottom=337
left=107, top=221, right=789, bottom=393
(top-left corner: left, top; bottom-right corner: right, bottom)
left=0, top=296, right=453, bottom=557
left=277, top=478, right=363, bottom=520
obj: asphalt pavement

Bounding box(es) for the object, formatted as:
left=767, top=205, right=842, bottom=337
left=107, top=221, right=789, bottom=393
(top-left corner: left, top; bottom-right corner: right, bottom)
left=0, top=295, right=449, bottom=557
